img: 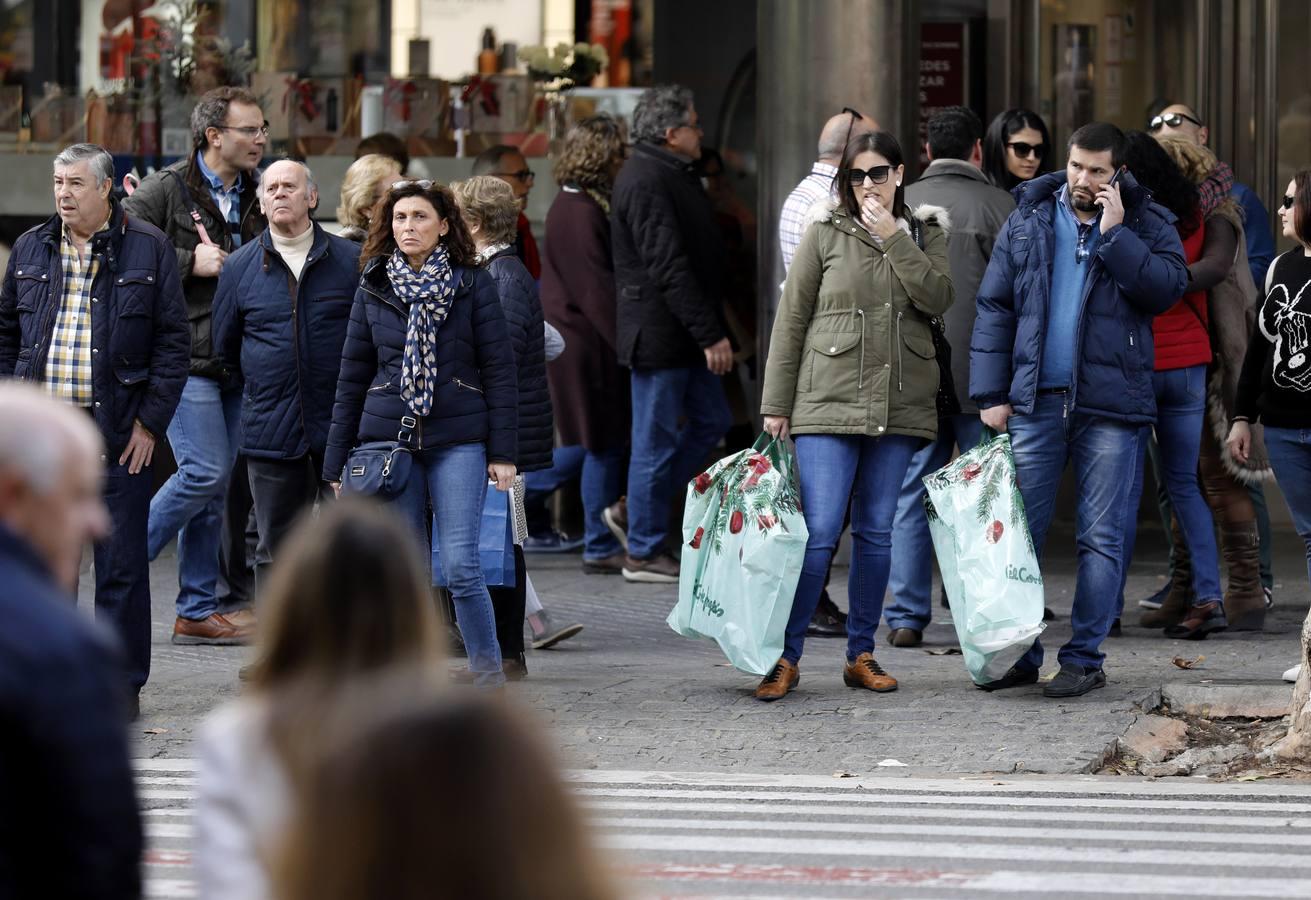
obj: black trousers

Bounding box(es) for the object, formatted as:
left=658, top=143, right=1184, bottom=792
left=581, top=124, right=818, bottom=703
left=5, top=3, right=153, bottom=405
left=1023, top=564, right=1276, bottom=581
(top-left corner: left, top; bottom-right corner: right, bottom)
left=217, top=453, right=256, bottom=609
left=246, top=453, right=327, bottom=599
left=488, top=545, right=527, bottom=659
left=94, top=461, right=155, bottom=693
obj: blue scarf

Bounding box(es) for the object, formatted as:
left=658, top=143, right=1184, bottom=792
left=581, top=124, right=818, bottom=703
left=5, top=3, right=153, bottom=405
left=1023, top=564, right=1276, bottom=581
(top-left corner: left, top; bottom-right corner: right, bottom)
left=386, top=244, right=456, bottom=416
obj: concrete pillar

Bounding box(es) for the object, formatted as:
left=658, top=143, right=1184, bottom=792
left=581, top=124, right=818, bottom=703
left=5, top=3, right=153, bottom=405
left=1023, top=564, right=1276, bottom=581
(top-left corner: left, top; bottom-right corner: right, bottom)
left=755, top=0, right=920, bottom=379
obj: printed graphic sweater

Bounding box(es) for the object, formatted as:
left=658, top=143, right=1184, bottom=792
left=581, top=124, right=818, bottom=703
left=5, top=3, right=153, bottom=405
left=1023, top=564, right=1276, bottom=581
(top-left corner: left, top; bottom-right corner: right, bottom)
left=1235, top=249, right=1311, bottom=428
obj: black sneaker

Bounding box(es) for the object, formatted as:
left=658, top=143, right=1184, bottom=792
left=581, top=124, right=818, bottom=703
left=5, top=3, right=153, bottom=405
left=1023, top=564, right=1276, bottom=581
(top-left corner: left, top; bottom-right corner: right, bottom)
left=1042, top=663, right=1107, bottom=698
left=976, top=665, right=1040, bottom=692
left=806, top=589, right=846, bottom=637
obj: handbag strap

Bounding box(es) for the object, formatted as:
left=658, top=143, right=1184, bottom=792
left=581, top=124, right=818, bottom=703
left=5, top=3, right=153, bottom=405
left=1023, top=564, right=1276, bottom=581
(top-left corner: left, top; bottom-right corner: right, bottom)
left=397, top=414, right=418, bottom=448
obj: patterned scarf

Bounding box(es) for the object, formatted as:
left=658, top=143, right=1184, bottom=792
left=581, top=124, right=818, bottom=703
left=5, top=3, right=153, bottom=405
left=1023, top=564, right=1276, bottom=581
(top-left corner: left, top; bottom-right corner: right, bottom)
left=387, top=244, right=456, bottom=416
left=1198, top=161, right=1236, bottom=219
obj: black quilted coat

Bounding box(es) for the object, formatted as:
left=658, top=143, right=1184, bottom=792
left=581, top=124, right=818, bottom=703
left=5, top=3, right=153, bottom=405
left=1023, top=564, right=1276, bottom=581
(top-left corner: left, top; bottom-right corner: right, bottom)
left=485, top=247, right=553, bottom=472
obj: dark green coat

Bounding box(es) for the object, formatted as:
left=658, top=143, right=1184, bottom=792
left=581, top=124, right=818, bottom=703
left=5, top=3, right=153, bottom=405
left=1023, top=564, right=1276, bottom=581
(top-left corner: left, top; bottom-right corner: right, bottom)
left=761, top=200, right=954, bottom=440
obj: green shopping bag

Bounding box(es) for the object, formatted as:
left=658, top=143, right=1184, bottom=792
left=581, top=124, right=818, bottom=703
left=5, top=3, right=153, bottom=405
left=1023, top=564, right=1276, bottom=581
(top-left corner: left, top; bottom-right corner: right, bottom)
left=666, top=433, right=809, bottom=675
left=922, top=428, right=1046, bottom=684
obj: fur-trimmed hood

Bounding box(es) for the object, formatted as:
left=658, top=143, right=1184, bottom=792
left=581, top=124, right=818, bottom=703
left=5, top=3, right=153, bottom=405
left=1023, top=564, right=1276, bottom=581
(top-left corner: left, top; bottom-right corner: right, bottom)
left=802, top=196, right=953, bottom=236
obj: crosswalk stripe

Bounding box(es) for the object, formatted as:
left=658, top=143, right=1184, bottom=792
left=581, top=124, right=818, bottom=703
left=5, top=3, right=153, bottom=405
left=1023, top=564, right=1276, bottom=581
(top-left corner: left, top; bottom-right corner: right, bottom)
left=133, top=759, right=200, bottom=772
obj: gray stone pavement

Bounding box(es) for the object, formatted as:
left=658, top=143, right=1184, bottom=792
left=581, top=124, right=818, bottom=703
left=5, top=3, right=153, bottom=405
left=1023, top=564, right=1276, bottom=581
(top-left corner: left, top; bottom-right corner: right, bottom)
left=110, top=524, right=1308, bottom=775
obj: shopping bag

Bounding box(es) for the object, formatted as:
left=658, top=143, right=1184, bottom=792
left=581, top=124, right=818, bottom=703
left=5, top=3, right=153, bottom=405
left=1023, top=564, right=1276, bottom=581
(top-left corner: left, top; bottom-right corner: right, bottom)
left=432, top=483, right=515, bottom=588
left=666, top=433, right=809, bottom=675
left=922, top=429, right=1046, bottom=684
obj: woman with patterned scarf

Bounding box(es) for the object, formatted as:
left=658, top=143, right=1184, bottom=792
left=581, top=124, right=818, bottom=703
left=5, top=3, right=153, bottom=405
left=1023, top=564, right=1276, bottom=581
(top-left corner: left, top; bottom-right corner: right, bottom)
left=325, top=180, right=519, bottom=688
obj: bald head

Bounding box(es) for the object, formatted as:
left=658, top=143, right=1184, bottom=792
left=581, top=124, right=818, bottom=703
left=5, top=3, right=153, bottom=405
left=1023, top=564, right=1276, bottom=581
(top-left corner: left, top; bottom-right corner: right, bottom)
left=817, top=111, right=879, bottom=163
left=0, top=384, right=108, bottom=590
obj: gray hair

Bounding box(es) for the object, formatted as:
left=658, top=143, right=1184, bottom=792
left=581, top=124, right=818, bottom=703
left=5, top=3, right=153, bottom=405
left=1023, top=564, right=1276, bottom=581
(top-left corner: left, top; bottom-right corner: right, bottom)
left=53, top=143, right=114, bottom=187
left=0, top=383, right=102, bottom=495
left=258, top=158, right=318, bottom=194
left=191, top=86, right=261, bottom=149
left=451, top=176, right=519, bottom=246
left=631, top=84, right=695, bottom=145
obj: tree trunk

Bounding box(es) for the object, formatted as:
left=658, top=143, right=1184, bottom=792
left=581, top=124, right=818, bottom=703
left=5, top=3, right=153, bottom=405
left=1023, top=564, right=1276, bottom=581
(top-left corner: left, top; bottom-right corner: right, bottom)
left=1270, top=605, right=1311, bottom=762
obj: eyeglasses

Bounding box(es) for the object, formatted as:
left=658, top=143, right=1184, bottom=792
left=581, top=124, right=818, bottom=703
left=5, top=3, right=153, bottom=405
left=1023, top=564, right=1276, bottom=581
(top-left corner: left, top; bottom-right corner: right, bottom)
left=846, top=165, right=891, bottom=185
left=391, top=179, right=435, bottom=191
left=1148, top=111, right=1203, bottom=132
left=1007, top=141, right=1045, bottom=160
left=842, top=106, right=864, bottom=150
left=1283, top=194, right=1296, bottom=210
left=493, top=169, right=536, bottom=182
left=215, top=122, right=270, bottom=138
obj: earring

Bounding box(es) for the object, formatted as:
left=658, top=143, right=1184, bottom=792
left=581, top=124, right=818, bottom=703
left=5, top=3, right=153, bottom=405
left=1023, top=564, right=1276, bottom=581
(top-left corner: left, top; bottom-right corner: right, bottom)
left=895, top=180, right=902, bottom=187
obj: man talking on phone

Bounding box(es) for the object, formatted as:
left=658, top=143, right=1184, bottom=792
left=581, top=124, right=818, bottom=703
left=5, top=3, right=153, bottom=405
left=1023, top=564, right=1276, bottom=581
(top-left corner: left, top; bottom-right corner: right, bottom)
left=969, top=122, right=1187, bottom=697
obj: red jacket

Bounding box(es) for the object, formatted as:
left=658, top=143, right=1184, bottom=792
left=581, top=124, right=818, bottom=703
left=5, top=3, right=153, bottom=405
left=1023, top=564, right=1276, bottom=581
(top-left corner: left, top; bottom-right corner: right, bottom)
left=1152, top=218, right=1212, bottom=370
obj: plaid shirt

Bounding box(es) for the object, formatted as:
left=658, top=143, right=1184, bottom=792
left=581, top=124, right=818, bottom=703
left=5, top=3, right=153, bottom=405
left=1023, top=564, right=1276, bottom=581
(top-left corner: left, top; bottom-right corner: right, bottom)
left=45, top=219, right=109, bottom=407
left=196, top=150, right=246, bottom=248
left=778, top=161, right=839, bottom=274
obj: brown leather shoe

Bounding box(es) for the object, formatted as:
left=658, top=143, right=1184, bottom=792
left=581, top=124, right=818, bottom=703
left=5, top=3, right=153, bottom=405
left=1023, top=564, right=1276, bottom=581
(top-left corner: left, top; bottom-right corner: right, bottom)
left=171, top=612, right=255, bottom=646
left=582, top=551, right=626, bottom=575
left=843, top=652, right=898, bottom=692
left=222, top=607, right=257, bottom=629
left=754, top=659, right=800, bottom=701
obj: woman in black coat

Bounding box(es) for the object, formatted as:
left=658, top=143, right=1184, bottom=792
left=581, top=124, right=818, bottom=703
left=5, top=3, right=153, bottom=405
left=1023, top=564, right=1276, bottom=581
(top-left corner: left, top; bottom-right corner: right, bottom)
left=325, top=180, right=518, bottom=688
left=453, top=175, right=555, bottom=678
left=537, top=115, right=631, bottom=573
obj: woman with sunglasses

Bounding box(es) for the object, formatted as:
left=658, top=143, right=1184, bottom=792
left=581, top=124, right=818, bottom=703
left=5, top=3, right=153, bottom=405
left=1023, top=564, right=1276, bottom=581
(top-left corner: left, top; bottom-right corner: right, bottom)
left=1228, top=172, right=1311, bottom=660
left=982, top=108, right=1054, bottom=191
left=757, top=130, right=953, bottom=702
left=324, top=180, right=519, bottom=688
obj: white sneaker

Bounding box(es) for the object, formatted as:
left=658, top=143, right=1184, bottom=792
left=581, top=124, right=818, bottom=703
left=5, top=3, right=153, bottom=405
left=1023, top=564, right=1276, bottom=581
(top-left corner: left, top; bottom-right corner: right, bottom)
left=1283, top=664, right=1302, bottom=683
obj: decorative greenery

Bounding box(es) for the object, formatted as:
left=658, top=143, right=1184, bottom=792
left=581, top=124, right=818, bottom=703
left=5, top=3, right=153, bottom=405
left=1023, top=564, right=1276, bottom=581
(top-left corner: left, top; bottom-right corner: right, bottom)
left=131, top=0, right=256, bottom=103
left=518, top=42, right=609, bottom=91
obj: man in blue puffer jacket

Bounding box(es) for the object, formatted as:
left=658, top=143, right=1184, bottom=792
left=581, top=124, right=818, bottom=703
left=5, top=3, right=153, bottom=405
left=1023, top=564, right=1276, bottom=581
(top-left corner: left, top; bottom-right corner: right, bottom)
left=213, top=159, right=360, bottom=594
left=970, top=122, right=1187, bottom=697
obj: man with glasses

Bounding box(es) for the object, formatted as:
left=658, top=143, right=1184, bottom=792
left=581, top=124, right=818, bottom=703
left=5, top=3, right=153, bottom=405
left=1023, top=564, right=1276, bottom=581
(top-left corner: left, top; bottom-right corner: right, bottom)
left=778, top=107, right=879, bottom=275
left=971, top=122, right=1187, bottom=697
left=125, top=86, right=268, bottom=646
left=472, top=144, right=541, bottom=279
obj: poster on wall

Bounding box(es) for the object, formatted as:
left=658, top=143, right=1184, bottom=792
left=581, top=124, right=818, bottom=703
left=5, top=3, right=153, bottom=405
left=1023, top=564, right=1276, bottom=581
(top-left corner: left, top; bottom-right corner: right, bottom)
left=918, top=22, right=968, bottom=167
left=418, top=0, right=542, bottom=81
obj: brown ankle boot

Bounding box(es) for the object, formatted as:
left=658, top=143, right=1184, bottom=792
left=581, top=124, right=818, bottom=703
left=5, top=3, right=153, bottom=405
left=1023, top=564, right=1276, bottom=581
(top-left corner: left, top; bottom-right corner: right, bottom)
left=1141, top=521, right=1193, bottom=628
left=1220, top=524, right=1265, bottom=631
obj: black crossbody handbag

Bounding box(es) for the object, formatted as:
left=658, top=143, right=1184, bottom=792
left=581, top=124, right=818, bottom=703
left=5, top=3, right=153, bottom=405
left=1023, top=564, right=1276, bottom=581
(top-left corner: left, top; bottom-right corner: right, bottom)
left=340, top=415, right=418, bottom=499
left=909, top=217, right=962, bottom=418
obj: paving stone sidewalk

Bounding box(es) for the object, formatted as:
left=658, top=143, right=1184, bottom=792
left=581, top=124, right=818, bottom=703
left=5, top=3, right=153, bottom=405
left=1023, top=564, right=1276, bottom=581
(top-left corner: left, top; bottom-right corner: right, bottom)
left=117, top=526, right=1306, bottom=775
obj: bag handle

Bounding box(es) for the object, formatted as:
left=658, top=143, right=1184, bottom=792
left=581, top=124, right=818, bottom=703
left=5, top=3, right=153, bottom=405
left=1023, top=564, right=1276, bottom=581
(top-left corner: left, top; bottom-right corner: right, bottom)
left=978, top=425, right=1001, bottom=447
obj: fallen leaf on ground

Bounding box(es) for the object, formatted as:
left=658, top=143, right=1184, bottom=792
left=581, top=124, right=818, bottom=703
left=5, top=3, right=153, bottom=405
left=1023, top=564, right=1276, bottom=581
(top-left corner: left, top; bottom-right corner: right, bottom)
left=143, top=727, right=167, bottom=734
left=1171, top=655, right=1205, bottom=669
left=832, top=771, right=858, bottom=778
left=877, top=759, right=909, bottom=767
left=1237, top=773, right=1267, bottom=781
left=925, top=647, right=962, bottom=655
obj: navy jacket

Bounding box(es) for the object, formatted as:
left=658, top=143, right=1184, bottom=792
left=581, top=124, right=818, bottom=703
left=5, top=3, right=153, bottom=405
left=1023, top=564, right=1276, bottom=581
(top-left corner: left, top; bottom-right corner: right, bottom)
left=611, top=143, right=728, bottom=369
left=969, top=171, right=1188, bottom=423
left=213, top=224, right=361, bottom=474
left=0, top=525, right=141, bottom=900
left=0, top=201, right=190, bottom=458
left=324, top=258, right=518, bottom=482
left=486, top=248, right=553, bottom=472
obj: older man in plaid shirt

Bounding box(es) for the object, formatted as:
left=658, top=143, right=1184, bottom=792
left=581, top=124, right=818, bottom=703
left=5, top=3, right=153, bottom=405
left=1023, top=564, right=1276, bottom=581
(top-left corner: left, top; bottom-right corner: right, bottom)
left=0, top=143, right=189, bottom=715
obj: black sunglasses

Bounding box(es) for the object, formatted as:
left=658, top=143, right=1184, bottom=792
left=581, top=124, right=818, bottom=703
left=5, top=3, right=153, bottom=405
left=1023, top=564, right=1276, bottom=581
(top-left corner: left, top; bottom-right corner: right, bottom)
left=391, top=179, right=435, bottom=191
left=1148, top=111, right=1203, bottom=132
left=842, top=106, right=864, bottom=149
left=1007, top=141, right=1045, bottom=160
left=846, top=165, right=892, bottom=185
left=1283, top=194, right=1295, bottom=210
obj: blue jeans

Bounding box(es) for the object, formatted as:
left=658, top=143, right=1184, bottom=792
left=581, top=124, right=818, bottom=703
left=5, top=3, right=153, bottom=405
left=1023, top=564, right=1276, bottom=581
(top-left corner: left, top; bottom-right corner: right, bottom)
left=1009, top=393, right=1147, bottom=672
left=1264, top=427, right=1311, bottom=587
left=147, top=376, right=242, bottom=620
left=392, top=441, right=504, bottom=688
left=94, top=461, right=155, bottom=692
left=1122, top=366, right=1223, bottom=607
left=783, top=433, right=920, bottom=665
left=524, top=444, right=627, bottom=559
left=886, top=414, right=985, bottom=631
left=627, top=367, right=732, bottom=559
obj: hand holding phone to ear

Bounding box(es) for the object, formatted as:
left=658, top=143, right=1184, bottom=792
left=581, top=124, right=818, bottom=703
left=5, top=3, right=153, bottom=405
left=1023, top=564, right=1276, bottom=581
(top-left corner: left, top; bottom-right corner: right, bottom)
left=1096, top=167, right=1126, bottom=234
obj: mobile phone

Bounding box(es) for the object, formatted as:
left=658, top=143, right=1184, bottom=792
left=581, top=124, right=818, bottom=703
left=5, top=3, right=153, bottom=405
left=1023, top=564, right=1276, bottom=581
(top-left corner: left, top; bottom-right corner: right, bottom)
left=1106, top=166, right=1126, bottom=189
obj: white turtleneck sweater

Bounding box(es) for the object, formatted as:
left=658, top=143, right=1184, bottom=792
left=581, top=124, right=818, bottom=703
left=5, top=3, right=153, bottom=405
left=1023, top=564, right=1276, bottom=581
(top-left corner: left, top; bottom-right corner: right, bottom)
left=271, top=223, right=314, bottom=280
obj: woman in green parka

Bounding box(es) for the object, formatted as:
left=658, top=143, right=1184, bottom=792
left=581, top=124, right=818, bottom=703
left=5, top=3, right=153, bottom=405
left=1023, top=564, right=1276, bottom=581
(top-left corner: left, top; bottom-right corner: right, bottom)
left=756, top=130, right=953, bottom=702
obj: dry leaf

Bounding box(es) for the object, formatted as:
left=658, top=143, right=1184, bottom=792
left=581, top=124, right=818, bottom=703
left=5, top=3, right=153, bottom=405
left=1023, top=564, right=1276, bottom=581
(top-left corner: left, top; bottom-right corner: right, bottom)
left=1171, top=655, right=1206, bottom=669
left=142, top=727, right=167, bottom=734
left=832, top=770, right=858, bottom=778
left=1237, top=773, right=1266, bottom=781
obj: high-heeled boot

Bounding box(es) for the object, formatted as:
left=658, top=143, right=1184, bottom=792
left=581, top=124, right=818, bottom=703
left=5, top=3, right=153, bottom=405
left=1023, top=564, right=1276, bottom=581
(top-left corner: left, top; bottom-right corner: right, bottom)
left=1141, top=515, right=1193, bottom=629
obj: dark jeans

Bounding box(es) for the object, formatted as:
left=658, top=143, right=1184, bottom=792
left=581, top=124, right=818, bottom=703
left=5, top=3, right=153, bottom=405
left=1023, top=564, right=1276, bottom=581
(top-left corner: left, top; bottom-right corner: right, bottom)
left=524, top=444, right=627, bottom=558
left=246, top=452, right=327, bottom=599
left=94, top=461, right=155, bottom=693
left=1265, top=427, right=1311, bottom=587
left=1009, top=393, right=1146, bottom=672
left=217, top=453, right=255, bottom=610
left=488, top=545, right=527, bottom=658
